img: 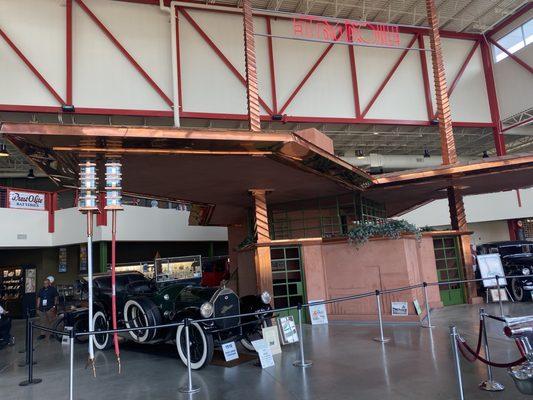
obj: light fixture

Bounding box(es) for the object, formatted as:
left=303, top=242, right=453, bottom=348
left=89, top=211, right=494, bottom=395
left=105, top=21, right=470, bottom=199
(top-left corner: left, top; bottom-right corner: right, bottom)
left=356, top=149, right=365, bottom=159
left=61, top=104, right=75, bottom=112
left=104, top=160, right=123, bottom=210
left=27, top=168, right=35, bottom=179
left=482, top=151, right=489, bottom=159
left=373, top=131, right=379, bottom=135
left=423, top=148, right=431, bottom=158
left=0, top=143, right=9, bottom=157
left=78, top=160, right=98, bottom=211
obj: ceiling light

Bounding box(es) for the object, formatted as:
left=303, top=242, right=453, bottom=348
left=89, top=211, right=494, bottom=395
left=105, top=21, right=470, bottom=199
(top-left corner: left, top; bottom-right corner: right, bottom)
left=0, top=143, right=9, bottom=157
left=356, top=149, right=365, bottom=159
left=423, top=148, right=431, bottom=158
left=27, top=169, right=35, bottom=179
left=482, top=151, right=489, bottom=158
left=373, top=132, right=379, bottom=135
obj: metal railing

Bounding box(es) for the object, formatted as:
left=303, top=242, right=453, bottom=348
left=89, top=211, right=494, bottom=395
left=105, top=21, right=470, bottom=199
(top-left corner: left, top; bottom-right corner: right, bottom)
left=18, top=273, right=527, bottom=398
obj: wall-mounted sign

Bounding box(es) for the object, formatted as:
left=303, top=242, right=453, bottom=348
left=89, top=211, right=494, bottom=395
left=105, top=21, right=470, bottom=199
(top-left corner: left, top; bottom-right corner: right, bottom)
left=80, top=244, right=88, bottom=273
left=293, top=16, right=401, bottom=48
left=58, top=247, right=67, bottom=273
left=8, top=190, right=45, bottom=210
left=391, top=301, right=408, bottom=316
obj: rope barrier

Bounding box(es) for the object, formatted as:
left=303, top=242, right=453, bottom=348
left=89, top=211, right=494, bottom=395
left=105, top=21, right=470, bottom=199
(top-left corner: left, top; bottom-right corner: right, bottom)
left=456, top=337, right=526, bottom=368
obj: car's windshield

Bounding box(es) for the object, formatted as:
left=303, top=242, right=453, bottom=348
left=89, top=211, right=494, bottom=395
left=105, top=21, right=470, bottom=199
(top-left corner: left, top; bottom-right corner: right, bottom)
left=499, top=244, right=533, bottom=256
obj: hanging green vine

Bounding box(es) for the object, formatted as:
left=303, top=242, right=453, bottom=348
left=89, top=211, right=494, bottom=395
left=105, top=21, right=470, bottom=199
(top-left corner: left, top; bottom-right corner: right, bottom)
left=347, top=219, right=422, bottom=247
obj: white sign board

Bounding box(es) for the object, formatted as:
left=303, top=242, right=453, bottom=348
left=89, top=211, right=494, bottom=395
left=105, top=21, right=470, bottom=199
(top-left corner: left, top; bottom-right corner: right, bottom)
left=308, top=300, right=328, bottom=325
left=262, top=326, right=282, bottom=355
left=251, top=339, right=275, bottom=368
left=277, top=316, right=299, bottom=345
left=477, top=254, right=507, bottom=288
left=8, top=190, right=46, bottom=210
left=221, top=341, right=239, bottom=362
left=391, top=302, right=408, bottom=316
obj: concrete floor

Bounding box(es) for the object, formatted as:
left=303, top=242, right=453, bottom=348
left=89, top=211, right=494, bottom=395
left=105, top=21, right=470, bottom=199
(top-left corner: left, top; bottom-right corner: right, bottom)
left=0, top=302, right=531, bottom=400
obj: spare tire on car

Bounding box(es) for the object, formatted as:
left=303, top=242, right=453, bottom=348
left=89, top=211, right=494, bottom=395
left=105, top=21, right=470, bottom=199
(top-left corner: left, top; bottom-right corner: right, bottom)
left=123, top=297, right=162, bottom=343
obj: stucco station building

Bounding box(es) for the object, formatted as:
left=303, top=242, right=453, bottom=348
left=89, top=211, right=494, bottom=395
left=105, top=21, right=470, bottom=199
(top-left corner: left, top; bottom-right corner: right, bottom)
left=0, top=1, right=532, bottom=399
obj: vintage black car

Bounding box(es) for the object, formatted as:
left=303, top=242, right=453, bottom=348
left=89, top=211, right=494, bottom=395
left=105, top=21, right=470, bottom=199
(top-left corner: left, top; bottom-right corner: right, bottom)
left=64, top=271, right=272, bottom=369
left=477, top=241, right=533, bottom=301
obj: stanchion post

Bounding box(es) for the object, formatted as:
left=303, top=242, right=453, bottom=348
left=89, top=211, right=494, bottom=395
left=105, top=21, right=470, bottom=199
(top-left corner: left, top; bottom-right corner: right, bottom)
left=449, top=325, right=465, bottom=400
left=69, top=329, right=75, bottom=400
left=18, top=310, right=30, bottom=354
left=421, top=282, right=434, bottom=328
left=178, top=319, right=200, bottom=394
left=478, top=308, right=505, bottom=392
left=293, top=304, right=312, bottom=368
left=495, top=275, right=504, bottom=318
left=373, top=290, right=390, bottom=343
left=19, top=322, right=42, bottom=386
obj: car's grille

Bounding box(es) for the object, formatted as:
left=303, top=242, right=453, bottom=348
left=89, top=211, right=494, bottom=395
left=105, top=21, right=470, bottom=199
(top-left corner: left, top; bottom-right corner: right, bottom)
left=213, top=288, right=240, bottom=333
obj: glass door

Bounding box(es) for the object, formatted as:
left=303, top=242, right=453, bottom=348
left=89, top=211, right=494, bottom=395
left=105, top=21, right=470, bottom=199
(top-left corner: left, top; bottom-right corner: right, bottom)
left=271, top=246, right=305, bottom=321
left=433, top=236, right=466, bottom=306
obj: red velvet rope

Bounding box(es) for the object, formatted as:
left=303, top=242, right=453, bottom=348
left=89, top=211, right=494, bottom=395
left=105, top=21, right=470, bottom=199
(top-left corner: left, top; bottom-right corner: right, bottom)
left=457, top=337, right=526, bottom=368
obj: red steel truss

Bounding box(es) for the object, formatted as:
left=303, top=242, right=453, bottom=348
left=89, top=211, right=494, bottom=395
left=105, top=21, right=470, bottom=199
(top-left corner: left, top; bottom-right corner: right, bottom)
left=0, top=1, right=508, bottom=141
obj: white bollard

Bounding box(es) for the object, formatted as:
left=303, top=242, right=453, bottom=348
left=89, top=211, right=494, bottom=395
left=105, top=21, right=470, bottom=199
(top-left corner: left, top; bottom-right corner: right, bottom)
left=293, top=305, right=312, bottom=368
left=373, top=290, right=390, bottom=343
left=178, top=319, right=200, bottom=394
left=450, top=326, right=465, bottom=400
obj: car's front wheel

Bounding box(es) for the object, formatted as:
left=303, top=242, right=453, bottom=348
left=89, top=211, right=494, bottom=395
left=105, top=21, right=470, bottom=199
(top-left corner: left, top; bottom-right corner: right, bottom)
left=93, top=311, right=112, bottom=350
left=176, top=322, right=214, bottom=370
left=511, top=278, right=527, bottom=302
left=240, top=318, right=271, bottom=352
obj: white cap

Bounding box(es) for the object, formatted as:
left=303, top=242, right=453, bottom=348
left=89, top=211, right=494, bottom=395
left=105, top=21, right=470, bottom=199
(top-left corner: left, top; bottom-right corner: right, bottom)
left=46, top=275, right=55, bottom=283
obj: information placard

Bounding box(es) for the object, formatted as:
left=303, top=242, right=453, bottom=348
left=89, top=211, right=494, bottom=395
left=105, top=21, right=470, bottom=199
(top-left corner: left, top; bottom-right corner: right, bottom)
left=477, top=254, right=507, bottom=288
left=252, top=339, right=275, bottom=368
left=277, top=316, right=299, bottom=345
left=221, top=341, right=239, bottom=362
left=8, top=190, right=45, bottom=210
left=262, top=326, right=282, bottom=355
left=308, top=300, right=328, bottom=325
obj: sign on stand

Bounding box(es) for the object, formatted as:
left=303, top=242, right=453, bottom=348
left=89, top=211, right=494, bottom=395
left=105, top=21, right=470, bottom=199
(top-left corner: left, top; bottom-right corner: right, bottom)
left=7, top=190, right=46, bottom=210
left=477, top=254, right=507, bottom=288
left=62, top=326, right=72, bottom=345
left=308, top=300, right=328, bottom=325
left=221, top=341, right=239, bottom=362
left=277, top=316, right=299, bottom=345
left=262, top=326, right=282, bottom=355
left=251, top=339, right=275, bottom=368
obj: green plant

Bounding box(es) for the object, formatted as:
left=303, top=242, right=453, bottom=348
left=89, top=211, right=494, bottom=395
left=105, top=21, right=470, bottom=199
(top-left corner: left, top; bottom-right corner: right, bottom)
left=347, top=219, right=421, bottom=247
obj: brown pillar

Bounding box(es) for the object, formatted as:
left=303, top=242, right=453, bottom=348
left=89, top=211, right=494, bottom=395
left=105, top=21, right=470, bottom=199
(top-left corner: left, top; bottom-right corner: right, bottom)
left=243, top=0, right=261, bottom=132
left=250, top=189, right=273, bottom=296
left=425, top=0, right=457, bottom=165
left=426, top=0, right=480, bottom=304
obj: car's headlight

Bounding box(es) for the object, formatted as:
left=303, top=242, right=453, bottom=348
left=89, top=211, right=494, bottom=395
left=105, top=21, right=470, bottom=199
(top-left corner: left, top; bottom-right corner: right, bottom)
left=200, top=302, right=214, bottom=318
left=261, top=291, right=271, bottom=304
left=522, top=267, right=530, bottom=276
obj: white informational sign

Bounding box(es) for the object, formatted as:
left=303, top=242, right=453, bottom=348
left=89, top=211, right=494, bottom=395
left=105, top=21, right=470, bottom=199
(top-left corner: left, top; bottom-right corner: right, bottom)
left=262, top=326, right=282, bottom=355
left=391, top=302, right=408, bottom=316
left=8, top=190, right=46, bottom=210
left=308, top=300, right=328, bottom=325
left=477, top=254, right=507, bottom=288
left=251, top=339, right=275, bottom=368
left=277, top=316, right=299, bottom=345
left=62, top=326, right=73, bottom=345
left=413, top=299, right=422, bottom=316
left=221, top=341, right=239, bottom=362
left=490, top=289, right=509, bottom=302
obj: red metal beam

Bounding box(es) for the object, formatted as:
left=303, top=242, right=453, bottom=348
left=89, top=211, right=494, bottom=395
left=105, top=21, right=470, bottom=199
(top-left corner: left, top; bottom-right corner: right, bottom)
left=487, top=2, right=533, bottom=38
left=75, top=0, right=173, bottom=108
left=347, top=29, right=361, bottom=118
left=0, top=28, right=65, bottom=105
left=179, top=8, right=273, bottom=116
left=361, top=34, right=418, bottom=118
left=502, top=116, right=533, bottom=132
left=265, top=17, right=278, bottom=114
left=480, top=38, right=505, bottom=155
left=488, top=38, right=533, bottom=75
left=278, top=26, right=346, bottom=115
left=448, top=40, right=479, bottom=98
left=66, top=0, right=73, bottom=105
left=417, top=35, right=434, bottom=121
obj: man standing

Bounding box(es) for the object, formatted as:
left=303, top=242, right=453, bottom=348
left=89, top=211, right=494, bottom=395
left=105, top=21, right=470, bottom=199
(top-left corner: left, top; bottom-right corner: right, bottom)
left=0, top=303, right=14, bottom=348
left=36, top=278, right=58, bottom=340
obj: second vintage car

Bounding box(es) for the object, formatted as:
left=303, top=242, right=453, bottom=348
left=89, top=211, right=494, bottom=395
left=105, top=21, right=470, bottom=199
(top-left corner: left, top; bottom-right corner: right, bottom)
left=477, top=241, right=533, bottom=301
left=69, top=271, right=272, bottom=369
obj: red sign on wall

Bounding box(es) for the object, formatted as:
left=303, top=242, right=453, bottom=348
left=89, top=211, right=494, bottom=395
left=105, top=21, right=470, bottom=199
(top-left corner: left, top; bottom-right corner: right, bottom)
left=293, top=16, right=401, bottom=47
